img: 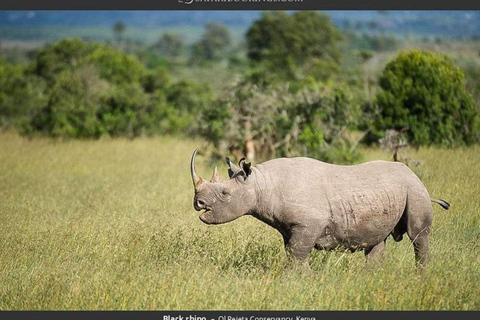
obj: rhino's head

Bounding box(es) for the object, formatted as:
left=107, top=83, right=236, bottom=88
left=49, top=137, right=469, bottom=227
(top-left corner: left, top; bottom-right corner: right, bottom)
left=190, top=149, right=256, bottom=225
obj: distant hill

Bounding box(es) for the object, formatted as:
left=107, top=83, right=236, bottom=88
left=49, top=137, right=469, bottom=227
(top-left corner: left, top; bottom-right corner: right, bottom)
left=0, top=11, right=479, bottom=38
left=0, top=11, right=261, bottom=27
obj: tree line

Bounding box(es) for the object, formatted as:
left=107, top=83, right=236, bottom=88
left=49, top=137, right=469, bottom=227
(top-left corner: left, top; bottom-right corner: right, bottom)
left=1, top=11, right=479, bottom=163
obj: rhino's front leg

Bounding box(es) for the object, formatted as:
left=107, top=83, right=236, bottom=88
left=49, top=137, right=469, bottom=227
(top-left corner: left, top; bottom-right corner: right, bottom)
left=283, top=226, right=316, bottom=271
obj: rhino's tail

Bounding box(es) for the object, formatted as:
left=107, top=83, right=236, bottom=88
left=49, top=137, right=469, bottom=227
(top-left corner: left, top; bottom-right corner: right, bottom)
left=431, top=198, right=450, bottom=210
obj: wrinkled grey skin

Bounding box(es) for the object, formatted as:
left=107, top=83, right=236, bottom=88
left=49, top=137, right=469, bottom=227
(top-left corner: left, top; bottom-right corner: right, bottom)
left=191, top=149, right=450, bottom=269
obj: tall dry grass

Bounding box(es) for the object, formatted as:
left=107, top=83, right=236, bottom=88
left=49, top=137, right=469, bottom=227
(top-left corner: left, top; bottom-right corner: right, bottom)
left=0, top=132, right=478, bottom=310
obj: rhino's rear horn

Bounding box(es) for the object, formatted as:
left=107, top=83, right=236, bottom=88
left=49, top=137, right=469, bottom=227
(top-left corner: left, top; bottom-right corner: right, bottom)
left=191, top=148, right=204, bottom=188
left=210, top=166, right=222, bottom=183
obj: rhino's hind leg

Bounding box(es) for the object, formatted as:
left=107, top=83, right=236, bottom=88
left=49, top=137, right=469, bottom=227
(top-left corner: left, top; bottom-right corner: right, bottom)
left=409, top=231, right=430, bottom=267
left=405, top=190, right=433, bottom=268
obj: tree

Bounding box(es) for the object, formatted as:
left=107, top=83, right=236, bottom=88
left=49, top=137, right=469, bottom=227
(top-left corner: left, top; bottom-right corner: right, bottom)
left=199, top=80, right=362, bottom=164
left=2, top=38, right=213, bottom=139
left=113, top=21, right=126, bottom=42
left=31, top=38, right=94, bottom=84
left=163, top=80, right=214, bottom=135
left=154, top=33, right=184, bottom=57
left=374, top=50, right=479, bottom=146
left=0, top=59, right=47, bottom=128
left=27, top=63, right=167, bottom=139
left=191, top=22, right=231, bottom=62
left=82, top=45, right=146, bottom=85
left=245, top=11, right=342, bottom=81
left=142, top=67, right=171, bottom=93
left=30, top=64, right=108, bottom=138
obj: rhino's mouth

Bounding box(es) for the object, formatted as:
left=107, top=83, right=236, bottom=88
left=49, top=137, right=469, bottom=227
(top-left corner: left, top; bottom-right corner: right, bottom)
left=199, top=208, right=215, bottom=224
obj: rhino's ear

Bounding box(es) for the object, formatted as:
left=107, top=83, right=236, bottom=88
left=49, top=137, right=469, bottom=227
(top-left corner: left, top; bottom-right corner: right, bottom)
left=225, top=156, right=240, bottom=178
left=238, top=158, right=252, bottom=178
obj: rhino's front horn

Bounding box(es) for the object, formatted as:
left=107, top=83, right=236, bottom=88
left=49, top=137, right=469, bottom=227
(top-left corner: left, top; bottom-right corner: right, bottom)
left=190, top=148, right=203, bottom=189
left=210, top=166, right=222, bottom=183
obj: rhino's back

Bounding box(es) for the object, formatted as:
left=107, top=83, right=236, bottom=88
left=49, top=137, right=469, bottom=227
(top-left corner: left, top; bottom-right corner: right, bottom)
left=259, top=157, right=415, bottom=189
left=258, top=158, right=422, bottom=247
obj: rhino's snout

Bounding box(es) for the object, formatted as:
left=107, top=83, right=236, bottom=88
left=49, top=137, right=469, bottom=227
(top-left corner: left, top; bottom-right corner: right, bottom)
left=199, top=210, right=218, bottom=225
left=195, top=199, right=216, bottom=224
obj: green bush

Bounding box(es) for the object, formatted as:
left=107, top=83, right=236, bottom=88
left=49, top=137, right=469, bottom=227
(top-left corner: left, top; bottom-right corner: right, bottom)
left=200, top=80, right=362, bottom=164
left=100, top=82, right=163, bottom=138
left=31, top=38, right=95, bottom=84
left=27, top=64, right=199, bottom=139
left=373, top=50, right=480, bottom=146
left=6, top=38, right=213, bottom=139
left=83, top=45, right=146, bottom=85
left=28, top=64, right=108, bottom=138
left=0, top=58, right=47, bottom=128
left=142, top=67, right=171, bottom=93
left=164, top=80, right=214, bottom=135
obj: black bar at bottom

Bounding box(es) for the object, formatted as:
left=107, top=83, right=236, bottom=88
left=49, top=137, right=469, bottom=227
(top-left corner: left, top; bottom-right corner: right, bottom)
left=0, top=311, right=479, bottom=320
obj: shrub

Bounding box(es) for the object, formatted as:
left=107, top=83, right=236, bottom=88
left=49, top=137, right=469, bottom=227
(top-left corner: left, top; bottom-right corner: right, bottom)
left=28, top=64, right=175, bottom=139
left=82, top=45, right=146, bottom=85
left=31, top=38, right=95, bottom=84
left=18, top=38, right=212, bottom=139
left=142, top=67, right=171, bottom=93
left=99, top=82, right=161, bottom=138
left=165, top=80, right=214, bottom=135
left=0, top=58, right=47, bottom=128
left=373, top=50, right=480, bottom=146
left=28, top=65, right=109, bottom=138
left=200, top=80, right=362, bottom=164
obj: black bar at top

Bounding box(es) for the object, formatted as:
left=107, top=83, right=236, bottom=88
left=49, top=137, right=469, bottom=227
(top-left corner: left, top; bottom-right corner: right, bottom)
left=0, top=0, right=480, bottom=10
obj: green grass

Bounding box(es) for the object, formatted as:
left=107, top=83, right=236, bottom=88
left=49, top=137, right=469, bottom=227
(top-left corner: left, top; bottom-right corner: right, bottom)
left=0, top=132, right=479, bottom=310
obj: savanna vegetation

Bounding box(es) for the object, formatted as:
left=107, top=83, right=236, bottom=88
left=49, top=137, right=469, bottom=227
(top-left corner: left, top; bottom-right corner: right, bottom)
left=1, top=11, right=479, bottom=163
left=0, top=133, right=479, bottom=309
left=1, top=10, right=480, bottom=310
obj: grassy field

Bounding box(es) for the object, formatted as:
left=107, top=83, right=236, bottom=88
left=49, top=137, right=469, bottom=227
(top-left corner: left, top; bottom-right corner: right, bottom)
left=0, top=132, right=479, bottom=310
